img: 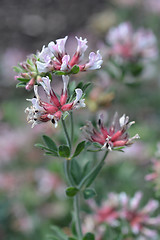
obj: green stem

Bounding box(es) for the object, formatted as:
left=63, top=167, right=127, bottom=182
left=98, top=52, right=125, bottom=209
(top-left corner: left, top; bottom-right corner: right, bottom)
left=70, top=111, right=74, bottom=145
left=61, top=118, right=75, bottom=186
left=61, top=118, right=71, bottom=149
left=61, top=117, right=82, bottom=238
left=74, top=193, right=83, bottom=240
left=78, top=151, right=108, bottom=190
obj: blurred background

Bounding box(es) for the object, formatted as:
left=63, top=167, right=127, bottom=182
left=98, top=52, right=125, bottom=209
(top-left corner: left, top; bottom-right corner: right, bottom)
left=1, top=0, right=160, bottom=239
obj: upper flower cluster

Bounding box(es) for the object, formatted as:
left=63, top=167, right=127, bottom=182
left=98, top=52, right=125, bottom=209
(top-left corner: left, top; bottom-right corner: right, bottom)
left=106, top=22, right=158, bottom=61
left=84, top=192, right=160, bottom=239
left=14, top=54, right=42, bottom=91
left=82, top=112, right=139, bottom=151
left=36, top=36, right=103, bottom=74
left=25, top=76, right=85, bottom=128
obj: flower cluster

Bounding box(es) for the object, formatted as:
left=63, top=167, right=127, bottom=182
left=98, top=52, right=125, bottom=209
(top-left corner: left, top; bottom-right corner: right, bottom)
left=106, top=22, right=158, bottom=61
left=14, top=54, right=42, bottom=91
left=36, top=36, right=103, bottom=74
left=84, top=192, right=160, bottom=239
left=25, top=76, right=85, bottom=128
left=82, top=113, right=139, bottom=151
left=145, top=158, right=160, bottom=195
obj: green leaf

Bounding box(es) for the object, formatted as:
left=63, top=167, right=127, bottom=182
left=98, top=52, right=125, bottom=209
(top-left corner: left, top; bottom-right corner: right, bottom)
left=83, top=233, right=95, bottom=240
left=34, top=143, right=51, bottom=151
left=35, top=143, right=58, bottom=156
left=83, top=188, right=96, bottom=200
left=50, top=226, right=68, bottom=240
left=72, top=141, right=86, bottom=158
left=45, top=152, right=59, bottom=157
left=58, top=145, right=70, bottom=158
left=82, top=82, right=91, bottom=92
left=17, top=78, right=30, bottom=82
left=42, top=135, right=58, bottom=152
left=68, top=238, right=77, bottom=240
left=70, top=65, right=80, bottom=74
left=71, top=158, right=82, bottom=184
left=16, top=82, right=26, bottom=88
left=66, top=187, right=79, bottom=197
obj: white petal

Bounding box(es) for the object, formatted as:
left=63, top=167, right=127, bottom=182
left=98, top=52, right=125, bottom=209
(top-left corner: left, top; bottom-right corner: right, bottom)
left=74, top=88, right=83, bottom=105
left=60, top=55, right=70, bottom=71
left=62, top=75, right=69, bottom=92
left=40, top=76, right=51, bottom=96
left=36, top=61, right=49, bottom=73
left=75, top=36, right=88, bottom=56
left=130, top=191, right=142, bottom=210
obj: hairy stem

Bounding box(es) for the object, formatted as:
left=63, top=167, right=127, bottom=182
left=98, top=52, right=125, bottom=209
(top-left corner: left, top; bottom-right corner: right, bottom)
left=74, top=193, right=83, bottom=240
left=70, top=111, right=74, bottom=145
left=61, top=118, right=71, bottom=149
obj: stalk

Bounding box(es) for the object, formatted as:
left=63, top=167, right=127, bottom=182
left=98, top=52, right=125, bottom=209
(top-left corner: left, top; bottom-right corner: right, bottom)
left=74, top=193, right=83, bottom=240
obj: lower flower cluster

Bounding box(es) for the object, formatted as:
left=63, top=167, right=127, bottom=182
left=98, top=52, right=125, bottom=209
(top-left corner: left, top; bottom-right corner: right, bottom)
left=83, top=192, right=160, bottom=240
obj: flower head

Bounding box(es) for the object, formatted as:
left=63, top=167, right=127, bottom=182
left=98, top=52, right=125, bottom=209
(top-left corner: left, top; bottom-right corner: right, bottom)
left=106, top=22, right=158, bottom=61
left=119, top=192, right=160, bottom=239
left=36, top=36, right=103, bottom=74
left=14, top=54, right=43, bottom=91
left=25, top=76, right=85, bottom=128
left=82, top=112, right=139, bottom=151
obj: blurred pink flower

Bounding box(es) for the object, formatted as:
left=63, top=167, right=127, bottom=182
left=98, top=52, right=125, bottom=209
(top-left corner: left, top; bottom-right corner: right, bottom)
left=84, top=192, right=160, bottom=239
left=106, top=22, right=158, bottom=61
left=120, top=192, right=160, bottom=238
left=144, top=0, right=160, bottom=14
left=34, top=169, right=65, bottom=196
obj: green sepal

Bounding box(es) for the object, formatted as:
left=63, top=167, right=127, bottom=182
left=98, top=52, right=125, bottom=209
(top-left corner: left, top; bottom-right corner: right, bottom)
left=58, top=145, right=70, bottom=158
left=66, top=187, right=79, bottom=197
left=70, top=65, right=79, bottom=74
left=72, top=141, right=86, bottom=158
left=54, top=70, right=68, bottom=76
left=87, top=142, right=102, bottom=152
left=83, top=233, right=95, bottom=240
left=83, top=188, right=96, bottom=200
left=113, top=146, right=125, bottom=152
left=13, top=66, right=23, bottom=73
left=63, top=111, right=69, bottom=120
left=16, top=82, right=26, bottom=88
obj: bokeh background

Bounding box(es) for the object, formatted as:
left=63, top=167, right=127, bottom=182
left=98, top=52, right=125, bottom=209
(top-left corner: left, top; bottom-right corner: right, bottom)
left=1, top=0, right=160, bottom=239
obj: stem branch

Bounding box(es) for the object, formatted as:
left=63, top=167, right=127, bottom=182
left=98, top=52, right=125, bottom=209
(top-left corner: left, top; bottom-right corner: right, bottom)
left=78, top=151, right=108, bottom=190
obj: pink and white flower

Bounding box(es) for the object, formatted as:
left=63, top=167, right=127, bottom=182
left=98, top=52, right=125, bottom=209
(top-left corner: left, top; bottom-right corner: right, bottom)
left=106, top=22, right=158, bottom=61
left=25, top=76, right=85, bottom=128
left=120, top=192, right=160, bottom=239
left=82, top=112, right=139, bottom=151
left=36, top=36, right=103, bottom=73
